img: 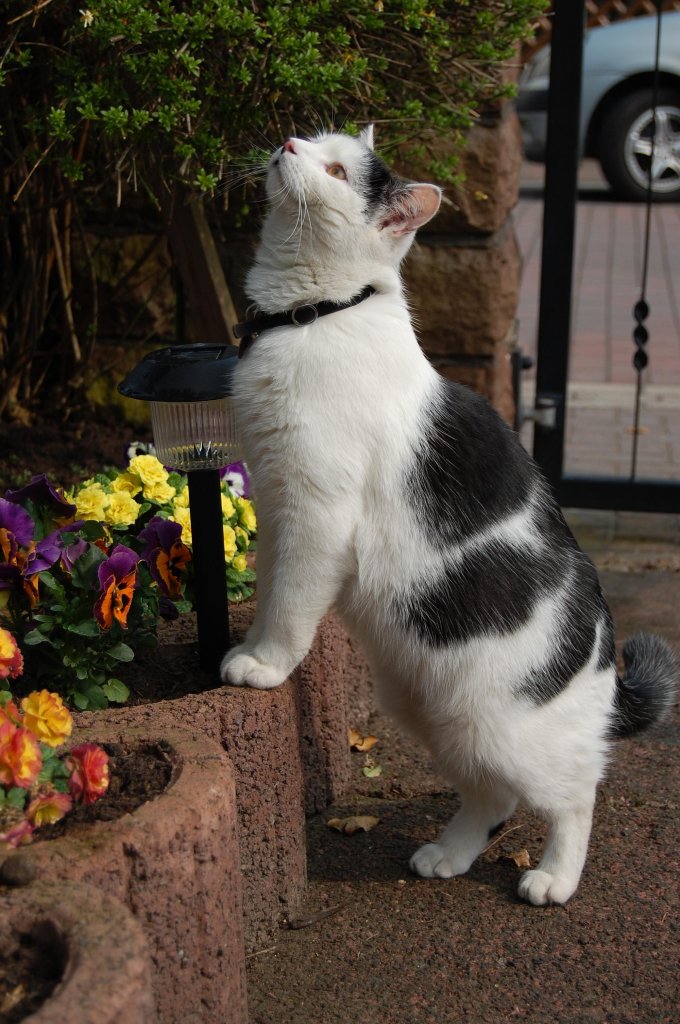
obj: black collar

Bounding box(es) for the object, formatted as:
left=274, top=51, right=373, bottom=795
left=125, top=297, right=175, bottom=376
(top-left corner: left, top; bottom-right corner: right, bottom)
left=233, top=285, right=376, bottom=358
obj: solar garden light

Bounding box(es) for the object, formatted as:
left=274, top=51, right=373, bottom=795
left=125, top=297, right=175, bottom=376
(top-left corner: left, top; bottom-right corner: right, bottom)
left=119, top=343, right=241, bottom=675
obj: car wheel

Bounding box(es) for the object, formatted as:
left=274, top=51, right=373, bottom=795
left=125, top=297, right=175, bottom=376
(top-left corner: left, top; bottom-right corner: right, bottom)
left=598, top=88, right=680, bottom=202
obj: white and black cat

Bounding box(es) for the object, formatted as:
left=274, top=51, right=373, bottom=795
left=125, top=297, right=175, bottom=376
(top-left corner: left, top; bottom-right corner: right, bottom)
left=220, top=127, right=677, bottom=905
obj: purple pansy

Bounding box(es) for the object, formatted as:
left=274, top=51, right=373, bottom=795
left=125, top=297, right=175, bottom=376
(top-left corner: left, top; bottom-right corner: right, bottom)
left=0, top=498, right=34, bottom=549
left=4, top=474, right=76, bottom=521
left=138, top=517, right=190, bottom=600
left=23, top=533, right=62, bottom=577
left=94, top=545, right=140, bottom=630
left=220, top=461, right=251, bottom=498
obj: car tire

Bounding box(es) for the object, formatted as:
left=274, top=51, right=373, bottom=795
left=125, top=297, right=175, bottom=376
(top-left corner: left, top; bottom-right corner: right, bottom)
left=598, top=88, right=680, bottom=202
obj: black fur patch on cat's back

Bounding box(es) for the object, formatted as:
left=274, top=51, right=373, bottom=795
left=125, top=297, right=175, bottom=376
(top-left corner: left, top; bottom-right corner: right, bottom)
left=408, top=380, right=535, bottom=545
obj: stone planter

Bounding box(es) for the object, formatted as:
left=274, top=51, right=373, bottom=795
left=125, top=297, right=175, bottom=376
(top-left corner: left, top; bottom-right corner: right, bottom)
left=0, top=880, right=155, bottom=1024
left=70, top=605, right=355, bottom=952
left=0, top=726, right=247, bottom=1024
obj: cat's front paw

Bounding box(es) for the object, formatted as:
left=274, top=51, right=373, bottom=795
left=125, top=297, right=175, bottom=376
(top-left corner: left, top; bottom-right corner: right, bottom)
left=220, top=649, right=287, bottom=690
left=517, top=869, right=577, bottom=906
left=409, top=842, right=468, bottom=880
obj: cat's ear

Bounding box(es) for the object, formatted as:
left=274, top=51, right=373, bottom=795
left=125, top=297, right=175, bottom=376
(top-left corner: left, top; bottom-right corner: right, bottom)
left=359, top=124, right=375, bottom=151
left=380, top=184, right=442, bottom=237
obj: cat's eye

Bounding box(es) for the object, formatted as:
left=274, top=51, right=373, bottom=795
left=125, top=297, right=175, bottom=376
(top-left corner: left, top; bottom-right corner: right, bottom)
left=326, top=163, right=347, bottom=180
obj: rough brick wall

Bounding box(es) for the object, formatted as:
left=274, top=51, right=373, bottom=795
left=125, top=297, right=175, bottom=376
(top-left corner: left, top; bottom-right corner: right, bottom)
left=401, top=104, right=523, bottom=424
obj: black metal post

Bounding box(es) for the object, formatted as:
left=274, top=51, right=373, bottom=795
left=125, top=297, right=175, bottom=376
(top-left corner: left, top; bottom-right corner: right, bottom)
left=532, top=0, right=586, bottom=488
left=187, top=468, right=230, bottom=674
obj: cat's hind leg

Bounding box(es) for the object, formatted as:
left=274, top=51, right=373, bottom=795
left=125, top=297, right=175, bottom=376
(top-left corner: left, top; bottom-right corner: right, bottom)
left=517, top=794, right=595, bottom=906
left=410, top=781, right=518, bottom=879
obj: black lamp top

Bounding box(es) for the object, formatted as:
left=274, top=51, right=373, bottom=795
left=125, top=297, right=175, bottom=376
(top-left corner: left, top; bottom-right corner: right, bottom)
left=118, top=343, right=240, bottom=402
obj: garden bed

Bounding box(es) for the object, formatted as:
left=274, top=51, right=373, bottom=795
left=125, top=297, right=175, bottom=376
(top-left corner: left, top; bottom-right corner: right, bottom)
left=0, top=725, right=248, bottom=1024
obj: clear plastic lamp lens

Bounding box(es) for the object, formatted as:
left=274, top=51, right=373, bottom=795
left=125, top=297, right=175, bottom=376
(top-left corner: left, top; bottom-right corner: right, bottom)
left=150, top=397, right=241, bottom=471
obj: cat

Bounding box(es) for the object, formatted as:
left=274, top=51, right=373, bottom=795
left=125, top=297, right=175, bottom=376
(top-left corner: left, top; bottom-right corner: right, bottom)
left=220, top=126, right=677, bottom=905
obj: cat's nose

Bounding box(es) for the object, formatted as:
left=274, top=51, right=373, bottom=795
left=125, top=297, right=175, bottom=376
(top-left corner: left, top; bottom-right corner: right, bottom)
left=283, top=139, right=297, bottom=154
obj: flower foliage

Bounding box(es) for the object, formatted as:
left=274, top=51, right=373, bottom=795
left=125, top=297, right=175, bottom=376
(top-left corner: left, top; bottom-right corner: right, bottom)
left=1, top=0, right=548, bottom=191
left=0, top=457, right=256, bottom=709
left=0, top=657, right=110, bottom=849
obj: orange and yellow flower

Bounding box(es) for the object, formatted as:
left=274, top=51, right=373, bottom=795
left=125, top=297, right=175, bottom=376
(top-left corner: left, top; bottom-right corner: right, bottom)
left=0, top=700, right=21, bottom=729
left=67, top=743, right=110, bottom=805
left=0, top=722, right=42, bottom=789
left=21, top=690, right=73, bottom=748
left=26, top=789, right=73, bottom=827
left=0, top=627, right=23, bottom=680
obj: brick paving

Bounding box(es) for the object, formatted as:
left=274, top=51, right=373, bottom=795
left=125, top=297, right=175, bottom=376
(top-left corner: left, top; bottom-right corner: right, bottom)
left=514, top=160, right=680, bottom=482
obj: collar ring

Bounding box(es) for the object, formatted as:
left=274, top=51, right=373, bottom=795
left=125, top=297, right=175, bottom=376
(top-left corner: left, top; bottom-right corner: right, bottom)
left=291, top=304, right=319, bottom=326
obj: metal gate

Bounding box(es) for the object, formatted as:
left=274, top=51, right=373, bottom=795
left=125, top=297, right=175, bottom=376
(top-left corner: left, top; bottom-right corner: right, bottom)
left=529, top=0, right=680, bottom=512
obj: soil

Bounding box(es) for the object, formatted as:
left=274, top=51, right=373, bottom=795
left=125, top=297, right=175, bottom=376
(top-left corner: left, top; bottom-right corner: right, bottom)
left=0, top=931, right=63, bottom=1024
left=34, top=739, right=174, bottom=842
left=0, top=409, right=154, bottom=494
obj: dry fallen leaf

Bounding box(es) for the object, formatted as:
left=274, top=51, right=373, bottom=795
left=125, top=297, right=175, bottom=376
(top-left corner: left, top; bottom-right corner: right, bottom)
left=348, top=727, right=379, bottom=752
left=327, top=815, right=380, bottom=835
left=509, top=848, right=531, bottom=869
left=1, top=984, right=26, bottom=1014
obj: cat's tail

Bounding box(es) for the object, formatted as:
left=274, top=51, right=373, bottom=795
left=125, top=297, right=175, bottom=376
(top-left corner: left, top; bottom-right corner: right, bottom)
left=610, top=633, right=677, bottom=738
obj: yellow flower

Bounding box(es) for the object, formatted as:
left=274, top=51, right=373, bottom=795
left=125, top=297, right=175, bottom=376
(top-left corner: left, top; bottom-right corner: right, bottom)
left=171, top=507, right=192, bottom=546
left=110, top=471, right=142, bottom=498
left=233, top=552, right=247, bottom=573
left=235, top=498, right=256, bottom=533
left=221, top=493, right=235, bottom=519
left=223, top=525, right=237, bottom=560
left=234, top=526, right=250, bottom=550
left=21, top=690, right=73, bottom=748
left=128, top=454, right=169, bottom=488
left=74, top=484, right=108, bottom=522
left=103, top=491, right=140, bottom=528
left=173, top=485, right=190, bottom=509
left=143, top=479, right=176, bottom=504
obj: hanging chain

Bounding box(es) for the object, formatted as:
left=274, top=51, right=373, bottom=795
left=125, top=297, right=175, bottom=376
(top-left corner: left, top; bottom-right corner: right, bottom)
left=629, top=0, right=663, bottom=480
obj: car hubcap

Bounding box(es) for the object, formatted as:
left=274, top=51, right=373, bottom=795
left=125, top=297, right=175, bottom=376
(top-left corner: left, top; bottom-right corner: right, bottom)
left=625, top=105, right=680, bottom=194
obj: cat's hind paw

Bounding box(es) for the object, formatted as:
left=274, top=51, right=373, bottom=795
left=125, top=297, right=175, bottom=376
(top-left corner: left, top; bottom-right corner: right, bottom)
left=220, top=650, right=288, bottom=690
left=517, top=869, right=577, bottom=906
left=409, top=842, right=468, bottom=880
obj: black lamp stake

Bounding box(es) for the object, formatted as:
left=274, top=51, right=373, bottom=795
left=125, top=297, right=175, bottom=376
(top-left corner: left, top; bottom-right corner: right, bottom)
left=187, top=468, right=230, bottom=672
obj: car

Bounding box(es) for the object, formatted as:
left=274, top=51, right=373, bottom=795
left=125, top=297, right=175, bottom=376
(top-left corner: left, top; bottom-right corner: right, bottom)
left=516, top=12, right=680, bottom=201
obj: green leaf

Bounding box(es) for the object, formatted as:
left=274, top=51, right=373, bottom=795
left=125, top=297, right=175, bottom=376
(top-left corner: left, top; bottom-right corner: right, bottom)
left=73, top=692, right=90, bottom=710
left=82, top=684, right=109, bottom=710
left=6, top=787, right=28, bottom=810
left=102, top=678, right=130, bottom=704
left=71, top=545, right=106, bottom=589
left=23, top=628, right=52, bottom=646
left=67, top=620, right=100, bottom=637
left=107, top=642, right=134, bottom=662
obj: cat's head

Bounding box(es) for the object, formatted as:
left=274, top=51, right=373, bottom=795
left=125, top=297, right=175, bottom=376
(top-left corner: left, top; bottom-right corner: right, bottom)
left=262, top=126, right=441, bottom=268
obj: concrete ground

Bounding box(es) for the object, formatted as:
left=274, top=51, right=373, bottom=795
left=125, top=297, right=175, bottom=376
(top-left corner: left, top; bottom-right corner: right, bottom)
left=246, top=511, right=679, bottom=1023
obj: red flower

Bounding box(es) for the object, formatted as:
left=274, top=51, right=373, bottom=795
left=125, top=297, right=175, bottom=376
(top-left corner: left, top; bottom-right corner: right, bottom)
left=0, top=818, right=34, bottom=849
left=67, top=743, right=110, bottom=805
